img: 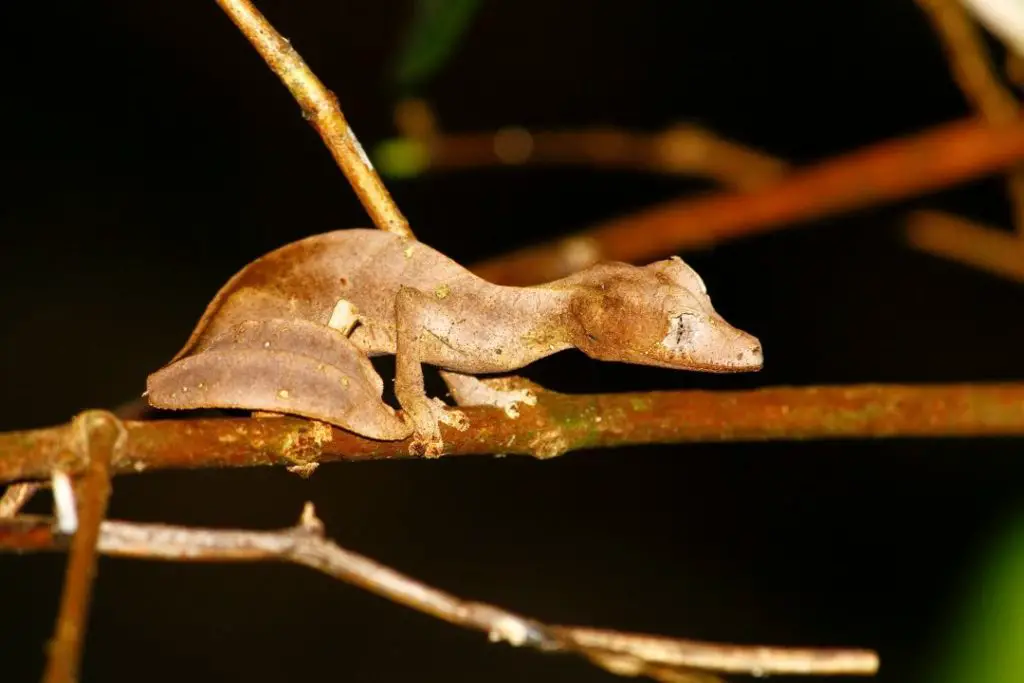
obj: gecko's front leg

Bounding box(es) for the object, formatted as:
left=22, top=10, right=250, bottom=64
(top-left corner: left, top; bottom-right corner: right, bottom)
left=394, top=286, right=470, bottom=457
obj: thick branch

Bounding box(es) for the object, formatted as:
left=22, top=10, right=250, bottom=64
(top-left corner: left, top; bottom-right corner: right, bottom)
left=3, top=382, right=1024, bottom=485
left=215, top=0, right=413, bottom=238
left=471, top=116, right=1024, bottom=285
left=0, top=509, right=878, bottom=681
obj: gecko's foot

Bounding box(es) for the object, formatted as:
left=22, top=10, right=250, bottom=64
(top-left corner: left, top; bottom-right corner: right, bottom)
left=440, top=372, right=539, bottom=419
left=405, top=397, right=469, bottom=458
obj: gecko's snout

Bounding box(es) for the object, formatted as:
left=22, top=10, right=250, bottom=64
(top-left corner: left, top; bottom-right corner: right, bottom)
left=735, top=339, right=764, bottom=371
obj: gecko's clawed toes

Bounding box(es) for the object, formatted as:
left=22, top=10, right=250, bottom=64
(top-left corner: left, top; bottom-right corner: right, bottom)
left=403, top=397, right=470, bottom=458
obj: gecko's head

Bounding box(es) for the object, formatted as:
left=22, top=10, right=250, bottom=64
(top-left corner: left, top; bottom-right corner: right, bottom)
left=567, top=257, right=763, bottom=373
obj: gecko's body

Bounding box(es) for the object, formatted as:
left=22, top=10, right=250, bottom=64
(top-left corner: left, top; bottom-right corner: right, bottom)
left=148, top=228, right=763, bottom=455
left=174, top=229, right=573, bottom=375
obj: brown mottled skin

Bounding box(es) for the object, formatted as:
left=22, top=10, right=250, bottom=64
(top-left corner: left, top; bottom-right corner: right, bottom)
left=147, top=229, right=763, bottom=456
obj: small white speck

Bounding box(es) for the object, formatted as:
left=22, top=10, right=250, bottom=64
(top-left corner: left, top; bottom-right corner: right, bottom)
left=278, top=389, right=290, bottom=399
left=263, top=341, right=271, bottom=349
left=52, top=470, right=78, bottom=535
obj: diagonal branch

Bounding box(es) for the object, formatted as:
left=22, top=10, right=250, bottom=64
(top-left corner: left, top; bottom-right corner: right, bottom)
left=471, top=116, right=1024, bottom=285
left=215, top=0, right=413, bottom=238
left=0, top=506, right=879, bottom=682
left=3, top=381, right=1024, bottom=485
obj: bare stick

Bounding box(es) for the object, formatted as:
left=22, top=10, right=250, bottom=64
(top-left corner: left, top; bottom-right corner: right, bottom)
left=0, top=483, right=41, bottom=517
left=380, top=123, right=789, bottom=191
left=214, top=0, right=413, bottom=239
left=470, top=116, right=1024, bottom=285
left=915, top=0, right=1024, bottom=236
left=906, top=210, right=1024, bottom=281
left=3, top=381, right=1024, bottom=485
left=42, top=412, right=124, bottom=683
left=0, top=508, right=878, bottom=681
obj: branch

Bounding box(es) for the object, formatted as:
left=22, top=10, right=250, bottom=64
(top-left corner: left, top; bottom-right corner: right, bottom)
left=905, top=210, right=1024, bottom=281
left=214, top=0, right=413, bottom=239
left=0, top=482, right=40, bottom=517
left=4, top=381, right=1024, bottom=485
left=471, top=116, right=1024, bottom=285
left=42, top=412, right=123, bottom=683
left=915, top=0, right=1024, bottom=237
left=0, top=507, right=878, bottom=681
left=377, top=123, right=789, bottom=191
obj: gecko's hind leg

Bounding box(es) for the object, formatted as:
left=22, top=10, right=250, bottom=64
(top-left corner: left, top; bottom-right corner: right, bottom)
left=147, top=318, right=410, bottom=440
left=439, top=371, right=538, bottom=419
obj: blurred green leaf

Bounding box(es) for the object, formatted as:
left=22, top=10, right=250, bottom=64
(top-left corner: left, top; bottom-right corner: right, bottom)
left=373, top=137, right=430, bottom=179
left=392, top=0, right=483, bottom=92
left=933, top=509, right=1024, bottom=683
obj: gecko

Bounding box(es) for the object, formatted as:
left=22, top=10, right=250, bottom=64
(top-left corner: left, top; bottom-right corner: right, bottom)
left=146, top=228, right=763, bottom=456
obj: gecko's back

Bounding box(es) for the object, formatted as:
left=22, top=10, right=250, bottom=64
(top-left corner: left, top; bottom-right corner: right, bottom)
left=170, top=228, right=476, bottom=361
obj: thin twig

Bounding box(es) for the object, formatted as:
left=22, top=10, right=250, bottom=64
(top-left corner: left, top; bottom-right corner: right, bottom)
left=0, top=507, right=879, bottom=681
left=915, top=0, right=1024, bottom=237
left=906, top=210, right=1024, bottom=281
left=378, top=124, right=789, bottom=191
left=42, top=412, right=124, bottom=683
left=470, top=116, right=1024, bottom=285
left=0, top=483, right=41, bottom=517
left=214, top=0, right=413, bottom=239
left=3, top=381, right=1024, bottom=485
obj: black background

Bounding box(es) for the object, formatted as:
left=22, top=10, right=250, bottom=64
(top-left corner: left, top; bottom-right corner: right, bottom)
left=2, top=1, right=1023, bottom=682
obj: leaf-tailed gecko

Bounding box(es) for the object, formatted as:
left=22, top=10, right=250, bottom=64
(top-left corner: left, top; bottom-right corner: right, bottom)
left=147, top=229, right=763, bottom=456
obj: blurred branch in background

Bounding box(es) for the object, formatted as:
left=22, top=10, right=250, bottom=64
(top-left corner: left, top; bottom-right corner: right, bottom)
left=0, top=506, right=879, bottom=683
left=908, top=0, right=1024, bottom=277
left=470, top=116, right=1024, bottom=285
left=375, top=99, right=789, bottom=191
left=4, top=381, right=1024, bottom=485
left=906, top=210, right=1024, bottom=281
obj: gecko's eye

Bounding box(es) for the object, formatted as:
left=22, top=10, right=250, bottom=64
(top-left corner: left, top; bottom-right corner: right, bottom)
left=667, top=312, right=698, bottom=347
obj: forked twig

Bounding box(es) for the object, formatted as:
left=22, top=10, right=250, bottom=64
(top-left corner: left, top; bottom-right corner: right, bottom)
left=214, top=0, right=414, bottom=239
left=0, top=506, right=878, bottom=682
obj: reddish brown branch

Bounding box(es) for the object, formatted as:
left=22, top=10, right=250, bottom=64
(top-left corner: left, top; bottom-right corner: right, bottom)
left=214, top=0, right=413, bottom=238
left=471, top=116, right=1024, bottom=285
left=3, top=381, right=1024, bottom=485
left=0, top=508, right=878, bottom=681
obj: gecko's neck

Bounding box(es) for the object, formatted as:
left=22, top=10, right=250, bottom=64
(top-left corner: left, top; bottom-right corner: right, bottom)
left=486, top=284, right=577, bottom=370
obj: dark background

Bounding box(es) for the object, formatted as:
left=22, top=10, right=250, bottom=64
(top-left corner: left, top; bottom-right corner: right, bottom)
left=2, top=1, right=1023, bottom=681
